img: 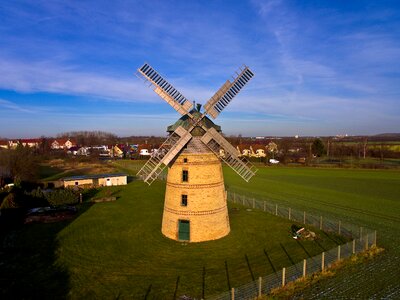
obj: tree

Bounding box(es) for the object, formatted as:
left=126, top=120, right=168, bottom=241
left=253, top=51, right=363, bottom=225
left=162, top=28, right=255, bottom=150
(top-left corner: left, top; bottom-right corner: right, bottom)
left=38, top=136, right=52, bottom=154
left=0, top=146, right=38, bottom=182
left=312, top=138, right=325, bottom=157
left=278, top=138, right=293, bottom=163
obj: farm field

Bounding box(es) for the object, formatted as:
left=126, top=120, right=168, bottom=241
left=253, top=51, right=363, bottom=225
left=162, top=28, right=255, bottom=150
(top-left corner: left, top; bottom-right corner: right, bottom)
left=223, top=166, right=400, bottom=298
left=2, top=162, right=399, bottom=298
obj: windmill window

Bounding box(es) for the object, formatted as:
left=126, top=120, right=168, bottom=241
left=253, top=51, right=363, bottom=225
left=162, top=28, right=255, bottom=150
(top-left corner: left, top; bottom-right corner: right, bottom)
left=181, top=194, right=188, bottom=206
left=182, top=170, right=189, bottom=182
left=183, top=158, right=188, bottom=163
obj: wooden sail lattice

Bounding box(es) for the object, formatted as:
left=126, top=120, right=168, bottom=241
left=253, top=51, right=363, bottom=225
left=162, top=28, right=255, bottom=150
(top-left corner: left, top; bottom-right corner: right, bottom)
left=137, top=126, right=192, bottom=185
left=201, top=128, right=257, bottom=182
left=135, top=63, right=256, bottom=185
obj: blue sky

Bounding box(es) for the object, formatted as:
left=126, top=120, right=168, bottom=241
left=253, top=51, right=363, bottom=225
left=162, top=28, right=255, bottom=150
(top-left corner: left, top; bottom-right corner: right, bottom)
left=1, top=0, right=399, bottom=138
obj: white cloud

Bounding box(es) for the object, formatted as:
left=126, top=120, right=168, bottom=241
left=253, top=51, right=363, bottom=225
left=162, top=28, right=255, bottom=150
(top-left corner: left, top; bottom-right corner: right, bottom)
left=0, top=57, right=156, bottom=103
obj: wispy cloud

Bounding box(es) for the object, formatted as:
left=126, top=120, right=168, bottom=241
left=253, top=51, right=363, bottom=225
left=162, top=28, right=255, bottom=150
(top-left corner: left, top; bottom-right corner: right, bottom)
left=0, top=56, right=155, bottom=103
left=0, top=98, right=34, bottom=113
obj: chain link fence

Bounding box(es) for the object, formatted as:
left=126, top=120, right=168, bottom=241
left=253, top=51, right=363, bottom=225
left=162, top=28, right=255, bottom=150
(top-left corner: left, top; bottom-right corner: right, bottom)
left=208, top=191, right=377, bottom=300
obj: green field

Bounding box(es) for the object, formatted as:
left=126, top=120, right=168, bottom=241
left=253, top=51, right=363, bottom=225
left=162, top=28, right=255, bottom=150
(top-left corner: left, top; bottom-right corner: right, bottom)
left=2, top=163, right=400, bottom=298
left=222, top=166, right=400, bottom=298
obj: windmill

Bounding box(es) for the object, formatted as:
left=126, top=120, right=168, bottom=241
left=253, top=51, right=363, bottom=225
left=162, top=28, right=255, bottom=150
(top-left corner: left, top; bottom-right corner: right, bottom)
left=136, top=63, right=257, bottom=242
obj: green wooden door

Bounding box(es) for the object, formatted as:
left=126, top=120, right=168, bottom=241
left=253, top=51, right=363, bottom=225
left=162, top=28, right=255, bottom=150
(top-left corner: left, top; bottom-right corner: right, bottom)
left=178, top=220, right=190, bottom=241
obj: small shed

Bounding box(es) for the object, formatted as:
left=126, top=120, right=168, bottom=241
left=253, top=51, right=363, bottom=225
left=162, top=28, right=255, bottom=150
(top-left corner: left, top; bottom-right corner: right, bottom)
left=63, top=173, right=128, bottom=188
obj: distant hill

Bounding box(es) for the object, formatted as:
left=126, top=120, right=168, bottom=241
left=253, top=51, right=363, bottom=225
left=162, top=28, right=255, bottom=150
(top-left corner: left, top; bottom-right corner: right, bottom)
left=373, top=133, right=400, bottom=138
left=369, top=133, right=400, bottom=142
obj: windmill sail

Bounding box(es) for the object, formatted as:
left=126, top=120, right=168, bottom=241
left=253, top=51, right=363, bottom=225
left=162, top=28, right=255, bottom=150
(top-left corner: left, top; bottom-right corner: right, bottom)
left=135, top=62, right=257, bottom=185
left=201, top=127, right=257, bottom=182
left=137, top=63, right=193, bottom=115
left=137, top=126, right=192, bottom=185
left=204, top=66, right=254, bottom=119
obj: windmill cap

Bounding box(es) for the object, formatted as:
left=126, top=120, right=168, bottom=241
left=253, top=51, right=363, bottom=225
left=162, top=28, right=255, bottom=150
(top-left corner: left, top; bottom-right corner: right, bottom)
left=167, top=109, right=221, bottom=134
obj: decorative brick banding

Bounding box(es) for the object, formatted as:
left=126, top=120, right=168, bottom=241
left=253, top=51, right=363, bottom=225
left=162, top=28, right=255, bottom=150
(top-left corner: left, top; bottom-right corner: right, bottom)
left=166, top=181, right=224, bottom=189
left=164, top=205, right=228, bottom=216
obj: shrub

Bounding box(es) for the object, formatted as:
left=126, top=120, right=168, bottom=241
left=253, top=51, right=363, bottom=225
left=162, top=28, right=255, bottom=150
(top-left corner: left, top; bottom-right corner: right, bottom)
left=45, top=189, right=79, bottom=206
left=0, top=193, right=17, bottom=209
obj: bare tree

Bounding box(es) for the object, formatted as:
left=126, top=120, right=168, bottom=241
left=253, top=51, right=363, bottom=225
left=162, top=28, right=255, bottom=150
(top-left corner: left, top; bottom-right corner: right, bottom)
left=0, top=146, right=38, bottom=183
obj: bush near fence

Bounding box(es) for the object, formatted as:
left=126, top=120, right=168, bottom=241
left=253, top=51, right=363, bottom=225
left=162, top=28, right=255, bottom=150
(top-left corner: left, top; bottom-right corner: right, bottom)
left=207, top=191, right=377, bottom=300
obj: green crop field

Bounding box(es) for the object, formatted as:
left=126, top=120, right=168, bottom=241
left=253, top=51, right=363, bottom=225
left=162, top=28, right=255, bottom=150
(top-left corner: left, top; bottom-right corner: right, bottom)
left=222, top=166, right=400, bottom=298
left=2, top=162, right=400, bottom=298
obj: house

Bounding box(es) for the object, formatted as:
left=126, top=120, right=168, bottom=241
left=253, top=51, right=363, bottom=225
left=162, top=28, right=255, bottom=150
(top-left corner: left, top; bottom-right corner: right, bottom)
left=76, top=147, right=90, bottom=156
left=20, top=138, right=41, bottom=148
left=1, top=139, right=41, bottom=149
left=63, top=173, right=128, bottom=188
left=112, top=145, right=124, bottom=158
left=67, top=146, right=80, bottom=155
left=51, top=138, right=76, bottom=150
left=0, top=140, right=8, bottom=149
left=249, top=145, right=266, bottom=158
left=139, top=149, right=150, bottom=156
left=237, top=144, right=252, bottom=157
left=8, top=140, right=19, bottom=149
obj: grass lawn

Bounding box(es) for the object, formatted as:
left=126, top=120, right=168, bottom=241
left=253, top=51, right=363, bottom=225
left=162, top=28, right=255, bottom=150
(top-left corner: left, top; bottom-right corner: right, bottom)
left=45, top=181, right=342, bottom=298
left=2, top=162, right=399, bottom=298
left=1, top=169, right=343, bottom=299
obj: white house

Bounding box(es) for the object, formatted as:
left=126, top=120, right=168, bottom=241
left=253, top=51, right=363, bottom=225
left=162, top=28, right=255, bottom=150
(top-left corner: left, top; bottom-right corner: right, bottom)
left=51, top=139, right=76, bottom=150
left=140, top=149, right=150, bottom=156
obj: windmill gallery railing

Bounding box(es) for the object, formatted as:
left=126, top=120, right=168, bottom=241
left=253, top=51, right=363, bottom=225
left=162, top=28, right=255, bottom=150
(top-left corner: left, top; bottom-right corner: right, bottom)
left=207, top=191, right=377, bottom=300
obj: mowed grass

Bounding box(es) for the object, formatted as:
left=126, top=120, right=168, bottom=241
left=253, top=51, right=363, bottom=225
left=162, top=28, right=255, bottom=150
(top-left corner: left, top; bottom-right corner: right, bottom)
left=54, top=180, right=340, bottom=298
left=4, top=163, right=399, bottom=298
left=223, top=166, right=400, bottom=298
left=224, top=166, right=400, bottom=226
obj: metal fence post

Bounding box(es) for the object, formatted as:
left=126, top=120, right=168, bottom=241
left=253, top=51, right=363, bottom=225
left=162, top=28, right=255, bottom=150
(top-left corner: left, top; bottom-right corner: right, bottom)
left=288, top=208, right=291, bottom=220
left=352, top=239, right=356, bottom=254
left=253, top=198, right=255, bottom=209
left=231, top=287, right=235, bottom=300
left=263, top=201, right=266, bottom=212
left=374, top=230, right=377, bottom=246
left=359, top=227, right=363, bottom=241
left=303, top=211, right=306, bottom=224
left=275, top=204, right=278, bottom=216
left=242, top=195, right=245, bottom=206
left=338, top=220, right=341, bottom=235
left=258, top=277, right=262, bottom=297
left=303, top=259, right=307, bottom=278
left=321, top=252, right=325, bottom=271
left=320, top=216, right=323, bottom=230
left=338, top=245, right=341, bottom=261
left=365, top=234, right=369, bottom=250
left=282, top=267, right=286, bottom=287
left=233, top=192, right=236, bottom=204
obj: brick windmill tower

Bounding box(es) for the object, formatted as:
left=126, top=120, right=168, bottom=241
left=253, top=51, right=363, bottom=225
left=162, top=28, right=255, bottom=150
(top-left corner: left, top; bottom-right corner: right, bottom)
left=136, top=63, right=256, bottom=242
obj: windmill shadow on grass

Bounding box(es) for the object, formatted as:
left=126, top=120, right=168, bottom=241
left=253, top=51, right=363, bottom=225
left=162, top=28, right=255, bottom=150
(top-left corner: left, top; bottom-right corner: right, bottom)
left=0, top=202, right=93, bottom=299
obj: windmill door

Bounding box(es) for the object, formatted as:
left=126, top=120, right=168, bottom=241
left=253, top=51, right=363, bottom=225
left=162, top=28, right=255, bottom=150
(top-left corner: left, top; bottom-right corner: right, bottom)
left=178, top=220, right=190, bottom=241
